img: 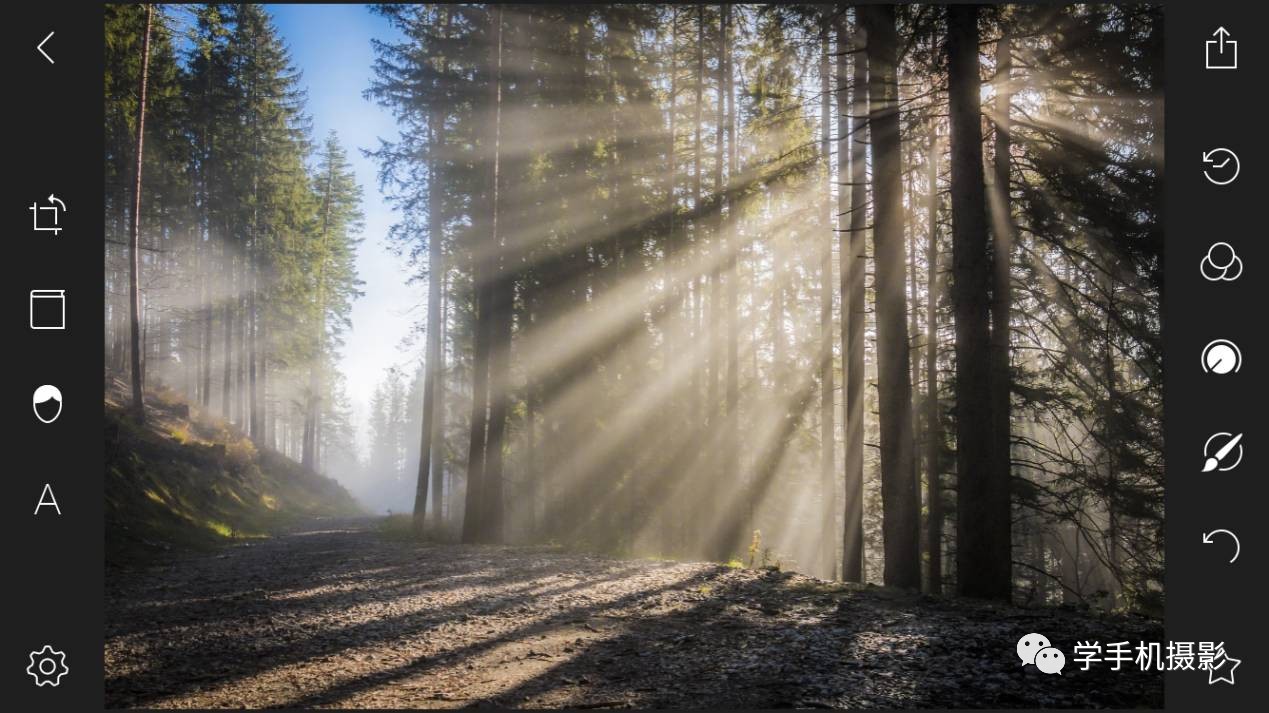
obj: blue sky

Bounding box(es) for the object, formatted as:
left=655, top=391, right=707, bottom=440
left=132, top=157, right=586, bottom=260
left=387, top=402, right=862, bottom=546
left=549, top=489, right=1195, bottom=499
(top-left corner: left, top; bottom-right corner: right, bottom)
left=269, top=4, right=419, bottom=456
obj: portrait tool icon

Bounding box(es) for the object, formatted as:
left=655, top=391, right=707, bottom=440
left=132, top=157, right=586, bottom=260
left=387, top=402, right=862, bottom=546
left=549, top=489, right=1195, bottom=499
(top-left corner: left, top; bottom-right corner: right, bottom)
left=33, top=385, right=63, bottom=424
left=1200, top=242, right=1242, bottom=282
left=1202, top=432, right=1242, bottom=473
left=1201, top=339, right=1241, bottom=375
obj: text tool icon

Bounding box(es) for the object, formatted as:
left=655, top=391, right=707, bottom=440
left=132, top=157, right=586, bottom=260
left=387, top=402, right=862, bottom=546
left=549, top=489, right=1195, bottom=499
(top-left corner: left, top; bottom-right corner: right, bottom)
left=1205, top=27, right=1237, bottom=69
left=1201, top=339, right=1241, bottom=374
left=1202, top=432, right=1243, bottom=472
left=33, top=385, right=62, bottom=424
left=29, top=194, right=67, bottom=235
left=1202, top=148, right=1240, bottom=186
left=29, top=290, right=65, bottom=330
left=26, top=645, right=68, bottom=687
left=1201, top=242, right=1242, bottom=282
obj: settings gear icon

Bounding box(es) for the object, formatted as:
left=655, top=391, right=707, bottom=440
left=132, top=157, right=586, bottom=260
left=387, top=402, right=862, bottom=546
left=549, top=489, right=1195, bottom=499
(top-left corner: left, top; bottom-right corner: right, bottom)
left=26, top=645, right=69, bottom=687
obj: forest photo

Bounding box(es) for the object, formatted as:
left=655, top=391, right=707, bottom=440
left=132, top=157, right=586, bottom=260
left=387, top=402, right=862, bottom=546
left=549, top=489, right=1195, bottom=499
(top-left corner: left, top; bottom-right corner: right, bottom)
left=104, top=3, right=1164, bottom=709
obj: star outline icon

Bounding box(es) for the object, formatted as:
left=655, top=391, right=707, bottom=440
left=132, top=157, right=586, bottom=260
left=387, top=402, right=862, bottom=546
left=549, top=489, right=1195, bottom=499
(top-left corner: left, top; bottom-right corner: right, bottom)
left=1208, top=650, right=1241, bottom=686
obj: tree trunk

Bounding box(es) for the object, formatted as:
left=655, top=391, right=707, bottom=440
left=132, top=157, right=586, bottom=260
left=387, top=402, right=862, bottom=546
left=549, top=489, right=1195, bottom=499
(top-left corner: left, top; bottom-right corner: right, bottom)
left=247, top=215, right=260, bottom=440
left=924, top=126, right=943, bottom=594
left=722, top=1, right=740, bottom=557
left=948, top=4, right=1011, bottom=600
left=863, top=3, right=919, bottom=590
left=414, top=10, right=449, bottom=534
left=989, top=30, right=1015, bottom=596
left=462, top=4, right=505, bottom=545
left=481, top=3, right=509, bottom=545
left=199, top=62, right=216, bottom=411
left=707, top=1, right=725, bottom=452
left=431, top=268, right=448, bottom=526
left=840, top=9, right=866, bottom=583
left=128, top=3, right=154, bottom=423
left=221, top=259, right=235, bottom=422
left=661, top=4, right=680, bottom=557
left=461, top=240, right=491, bottom=545
left=690, top=3, right=706, bottom=556
left=818, top=13, right=836, bottom=580
left=238, top=292, right=248, bottom=427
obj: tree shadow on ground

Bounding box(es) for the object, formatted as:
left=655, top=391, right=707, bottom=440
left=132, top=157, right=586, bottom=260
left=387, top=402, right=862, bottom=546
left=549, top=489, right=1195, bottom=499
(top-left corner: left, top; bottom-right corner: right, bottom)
left=106, top=524, right=1164, bottom=710
left=105, top=524, right=702, bottom=708
left=480, top=579, right=1165, bottom=709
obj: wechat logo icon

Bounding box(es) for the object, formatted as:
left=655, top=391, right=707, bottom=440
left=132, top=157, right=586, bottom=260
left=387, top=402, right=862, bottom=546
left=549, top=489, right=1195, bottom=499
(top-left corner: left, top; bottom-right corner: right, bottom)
left=1017, top=633, right=1065, bottom=675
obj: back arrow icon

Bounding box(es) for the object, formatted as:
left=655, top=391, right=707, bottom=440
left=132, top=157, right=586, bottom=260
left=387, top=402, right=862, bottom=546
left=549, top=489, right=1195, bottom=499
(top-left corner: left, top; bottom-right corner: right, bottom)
left=38, top=31, right=54, bottom=64
left=1202, top=529, right=1240, bottom=563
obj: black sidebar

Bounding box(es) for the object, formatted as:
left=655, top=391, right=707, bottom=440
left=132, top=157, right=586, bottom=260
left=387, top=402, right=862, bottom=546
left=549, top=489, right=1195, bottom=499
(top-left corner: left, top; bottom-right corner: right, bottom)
left=1167, top=1, right=1265, bottom=710
left=8, top=6, right=105, bottom=711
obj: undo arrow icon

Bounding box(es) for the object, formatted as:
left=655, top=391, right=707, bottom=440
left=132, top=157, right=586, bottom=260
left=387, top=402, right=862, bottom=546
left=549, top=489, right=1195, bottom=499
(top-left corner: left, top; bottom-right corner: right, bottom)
left=1202, top=529, right=1240, bottom=563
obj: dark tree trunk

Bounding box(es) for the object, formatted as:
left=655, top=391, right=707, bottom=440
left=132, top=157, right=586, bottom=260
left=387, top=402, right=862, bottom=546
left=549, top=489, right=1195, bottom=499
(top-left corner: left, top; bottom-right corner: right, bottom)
left=461, top=230, right=492, bottom=545
left=925, top=126, right=943, bottom=594
left=462, top=217, right=491, bottom=532
left=948, top=4, right=1011, bottom=600
left=462, top=4, right=506, bottom=545
left=841, top=8, right=866, bottom=584
left=430, top=272, right=448, bottom=526
left=989, top=30, right=1015, bottom=595
left=707, top=1, right=725, bottom=459
left=722, top=1, right=740, bottom=557
left=689, top=3, right=705, bottom=555
left=863, top=3, right=919, bottom=590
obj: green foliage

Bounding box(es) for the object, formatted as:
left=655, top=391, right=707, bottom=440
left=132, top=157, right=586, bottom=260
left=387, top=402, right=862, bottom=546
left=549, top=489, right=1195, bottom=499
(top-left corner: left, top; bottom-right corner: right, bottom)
left=104, top=4, right=364, bottom=475
left=105, top=381, right=361, bottom=565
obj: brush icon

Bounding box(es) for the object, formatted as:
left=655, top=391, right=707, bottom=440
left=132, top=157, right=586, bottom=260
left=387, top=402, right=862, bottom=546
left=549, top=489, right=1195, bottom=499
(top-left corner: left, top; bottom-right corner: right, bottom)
left=1202, top=433, right=1243, bottom=473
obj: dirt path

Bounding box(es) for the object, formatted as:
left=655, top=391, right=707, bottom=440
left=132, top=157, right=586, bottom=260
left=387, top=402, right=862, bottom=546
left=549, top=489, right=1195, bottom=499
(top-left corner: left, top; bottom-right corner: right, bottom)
left=105, top=519, right=1163, bottom=709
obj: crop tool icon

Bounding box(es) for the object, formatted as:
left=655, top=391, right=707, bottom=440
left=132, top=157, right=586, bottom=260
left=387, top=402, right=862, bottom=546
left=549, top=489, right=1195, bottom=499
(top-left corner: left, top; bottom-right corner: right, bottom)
left=30, top=194, right=68, bottom=235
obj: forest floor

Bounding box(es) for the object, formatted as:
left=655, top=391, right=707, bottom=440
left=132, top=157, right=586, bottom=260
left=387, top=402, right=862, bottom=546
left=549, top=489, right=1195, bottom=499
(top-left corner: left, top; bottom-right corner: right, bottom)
left=105, top=518, right=1163, bottom=709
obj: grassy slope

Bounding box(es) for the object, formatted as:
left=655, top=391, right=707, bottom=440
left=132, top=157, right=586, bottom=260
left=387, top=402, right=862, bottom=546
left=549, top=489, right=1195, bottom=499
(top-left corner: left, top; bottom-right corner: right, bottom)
left=105, top=376, right=362, bottom=564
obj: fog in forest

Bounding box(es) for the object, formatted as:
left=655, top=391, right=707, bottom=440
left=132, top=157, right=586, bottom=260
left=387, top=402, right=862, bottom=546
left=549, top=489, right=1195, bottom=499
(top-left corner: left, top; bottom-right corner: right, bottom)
left=106, top=3, right=1162, bottom=611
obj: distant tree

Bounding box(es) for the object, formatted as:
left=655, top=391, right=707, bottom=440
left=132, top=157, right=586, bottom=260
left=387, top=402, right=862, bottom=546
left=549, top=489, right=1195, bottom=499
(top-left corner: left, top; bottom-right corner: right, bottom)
left=303, top=132, right=364, bottom=472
